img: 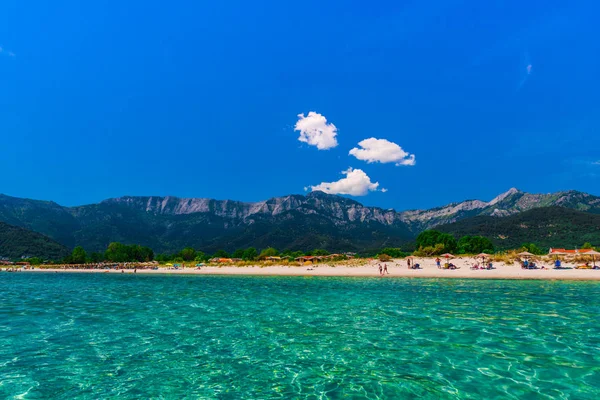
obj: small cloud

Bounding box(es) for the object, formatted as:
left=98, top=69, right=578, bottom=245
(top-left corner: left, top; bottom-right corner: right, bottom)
left=349, top=137, right=416, bottom=166
left=294, top=111, right=338, bottom=150
left=0, top=46, right=15, bottom=57
left=381, top=188, right=388, bottom=193
left=308, top=168, right=383, bottom=196
left=592, top=161, right=600, bottom=166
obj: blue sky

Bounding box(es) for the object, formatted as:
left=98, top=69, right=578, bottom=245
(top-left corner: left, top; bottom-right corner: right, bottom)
left=1, top=0, right=599, bottom=211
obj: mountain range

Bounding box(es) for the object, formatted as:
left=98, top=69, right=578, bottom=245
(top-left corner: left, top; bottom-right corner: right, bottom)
left=1, top=188, right=599, bottom=257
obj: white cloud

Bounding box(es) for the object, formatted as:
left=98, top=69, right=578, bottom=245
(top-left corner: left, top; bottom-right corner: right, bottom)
left=294, top=111, right=338, bottom=150
left=308, top=168, right=383, bottom=196
left=349, top=137, right=415, bottom=166
left=593, top=161, right=600, bottom=166
left=0, top=46, right=15, bottom=57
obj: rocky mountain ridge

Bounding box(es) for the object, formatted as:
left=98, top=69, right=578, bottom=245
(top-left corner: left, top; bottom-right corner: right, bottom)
left=1, top=188, right=599, bottom=253
left=95, top=188, right=600, bottom=230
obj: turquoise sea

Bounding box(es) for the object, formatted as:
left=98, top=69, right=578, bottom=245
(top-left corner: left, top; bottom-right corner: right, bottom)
left=1, top=274, right=599, bottom=399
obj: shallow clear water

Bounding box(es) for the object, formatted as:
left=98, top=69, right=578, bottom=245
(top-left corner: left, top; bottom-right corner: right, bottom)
left=1, top=274, right=599, bottom=399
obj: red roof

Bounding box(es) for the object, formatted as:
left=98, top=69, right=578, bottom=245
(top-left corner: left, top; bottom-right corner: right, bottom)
left=549, top=248, right=594, bottom=254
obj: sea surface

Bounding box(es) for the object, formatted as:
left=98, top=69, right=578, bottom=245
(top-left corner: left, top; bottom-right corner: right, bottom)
left=1, top=273, right=599, bottom=399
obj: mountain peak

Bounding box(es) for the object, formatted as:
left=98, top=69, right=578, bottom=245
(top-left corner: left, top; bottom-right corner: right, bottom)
left=305, top=190, right=361, bottom=205
left=488, top=188, right=522, bottom=206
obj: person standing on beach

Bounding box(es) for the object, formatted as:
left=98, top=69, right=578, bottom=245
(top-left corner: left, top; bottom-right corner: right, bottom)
left=407, top=258, right=411, bottom=269
left=436, top=258, right=441, bottom=268
left=378, top=264, right=383, bottom=276
left=383, top=264, right=389, bottom=274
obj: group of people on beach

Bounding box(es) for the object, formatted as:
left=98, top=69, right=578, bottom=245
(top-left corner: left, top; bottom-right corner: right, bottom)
left=435, top=257, right=460, bottom=270
left=378, top=264, right=388, bottom=276
left=406, top=258, right=421, bottom=269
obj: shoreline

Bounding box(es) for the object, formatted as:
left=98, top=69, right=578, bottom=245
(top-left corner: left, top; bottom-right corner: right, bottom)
left=13, top=262, right=600, bottom=281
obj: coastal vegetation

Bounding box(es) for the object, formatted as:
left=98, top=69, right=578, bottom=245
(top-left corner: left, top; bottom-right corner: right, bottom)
left=412, top=230, right=494, bottom=256
left=11, top=234, right=599, bottom=266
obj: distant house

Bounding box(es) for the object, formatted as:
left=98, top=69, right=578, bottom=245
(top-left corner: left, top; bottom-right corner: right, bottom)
left=209, top=257, right=233, bottom=263
left=295, top=256, right=324, bottom=263
left=549, top=248, right=596, bottom=255
left=265, top=256, right=283, bottom=261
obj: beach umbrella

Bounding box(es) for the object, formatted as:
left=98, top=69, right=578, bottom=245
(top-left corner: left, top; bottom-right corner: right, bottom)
left=440, top=253, right=454, bottom=263
left=517, top=251, right=534, bottom=258
left=548, top=250, right=567, bottom=267
left=476, top=253, right=490, bottom=265
left=549, top=250, right=567, bottom=261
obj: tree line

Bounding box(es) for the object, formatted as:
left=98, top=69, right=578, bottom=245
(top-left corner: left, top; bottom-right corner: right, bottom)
left=23, top=233, right=597, bottom=265
left=30, top=243, right=344, bottom=264
left=410, top=230, right=599, bottom=256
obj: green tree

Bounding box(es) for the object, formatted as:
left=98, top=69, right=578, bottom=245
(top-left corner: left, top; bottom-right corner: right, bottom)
left=71, top=246, right=88, bottom=264
left=155, top=253, right=172, bottom=262
left=416, top=230, right=457, bottom=253
left=414, top=243, right=445, bottom=256
left=520, top=243, right=545, bottom=255
left=26, top=257, right=43, bottom=265
left=104, top=242, right=154, bottom=262
left=289, top=250, right=304, bottom=259
left=259, top=247, right=279, bottom=259
left=213, top=250, right=230, bottom=258
left=138, top=246, right=154, bottom=262
left=105, top=242, right=128, bottom=262
left=179, top=247, right=197, bottom=261
left=416, top=230, right=442, bottom=248
left=194, top=251, right=207, bottom=262
left=242, top=247, right=258, bottom=261
left=582, top=242, right=593, bottom=249
left=232, top=249, right=245, bottom=259
left=457, top=236, right=495, bottom=254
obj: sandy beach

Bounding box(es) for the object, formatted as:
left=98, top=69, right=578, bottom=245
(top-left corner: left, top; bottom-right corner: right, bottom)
left=16, top=257, right=600, bottom=280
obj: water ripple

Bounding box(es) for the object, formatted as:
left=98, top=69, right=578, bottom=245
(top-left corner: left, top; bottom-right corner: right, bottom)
left=0, top=274, right=599, bottom=399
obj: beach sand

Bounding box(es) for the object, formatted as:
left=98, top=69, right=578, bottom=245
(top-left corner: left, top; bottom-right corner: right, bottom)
left=18, top=257, right=600, bottom=280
